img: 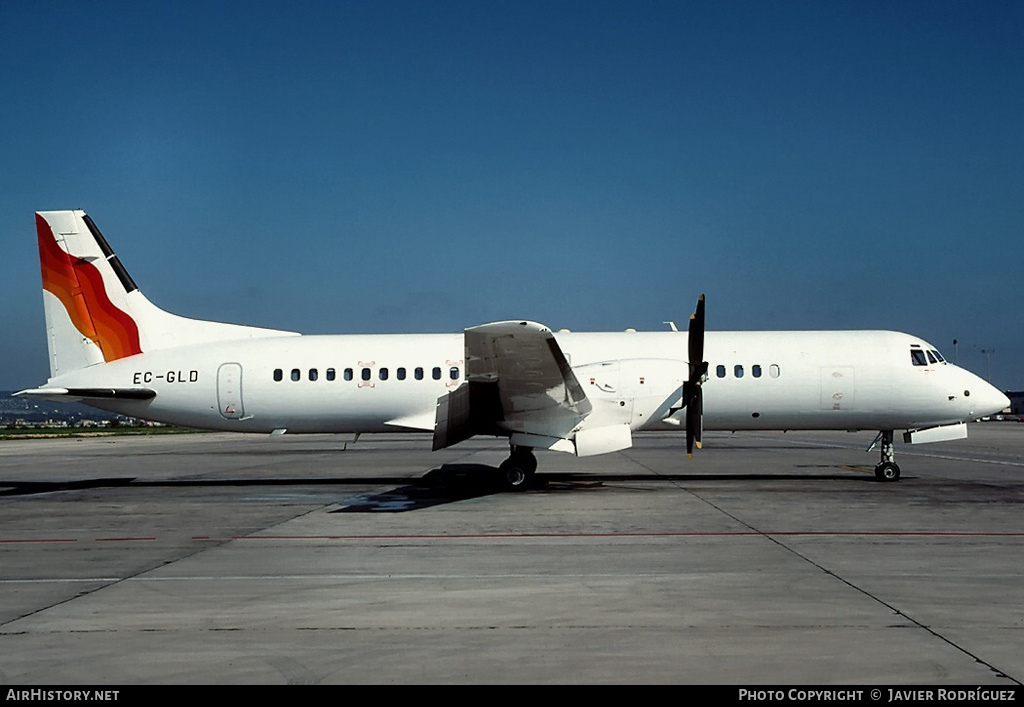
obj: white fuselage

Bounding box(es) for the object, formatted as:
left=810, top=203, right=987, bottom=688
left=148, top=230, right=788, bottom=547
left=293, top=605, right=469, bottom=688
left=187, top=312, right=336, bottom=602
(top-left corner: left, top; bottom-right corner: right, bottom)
left=46, top=329, right=1005, bottom=437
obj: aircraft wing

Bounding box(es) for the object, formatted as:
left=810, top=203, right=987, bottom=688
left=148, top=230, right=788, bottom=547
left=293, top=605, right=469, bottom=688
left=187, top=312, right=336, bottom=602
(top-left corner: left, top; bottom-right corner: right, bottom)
left=467, top=321, right=592, bottom=419
left=433, top=321, right=592, bottom=451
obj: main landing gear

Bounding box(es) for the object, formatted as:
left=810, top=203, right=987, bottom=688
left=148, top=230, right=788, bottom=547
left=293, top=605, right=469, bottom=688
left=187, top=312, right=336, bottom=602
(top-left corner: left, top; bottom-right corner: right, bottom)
left=872, top=430, right=901, bottom=482
left=499, top=445, right=537, bottom=491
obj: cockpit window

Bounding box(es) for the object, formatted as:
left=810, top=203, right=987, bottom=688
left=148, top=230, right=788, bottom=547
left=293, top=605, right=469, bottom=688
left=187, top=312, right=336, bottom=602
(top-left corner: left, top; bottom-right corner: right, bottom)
left=930, top=349, right=946, bottom=363
left=911, top=349, right=928, bottom=366
left=926, top=350, right=937, bottom=364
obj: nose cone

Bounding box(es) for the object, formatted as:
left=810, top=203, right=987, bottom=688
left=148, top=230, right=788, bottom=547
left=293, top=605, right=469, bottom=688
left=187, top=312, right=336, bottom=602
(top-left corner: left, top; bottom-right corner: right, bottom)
left=967, top=375, right=1010, bottom=418
left=949, top=365, right=1009, bottom=420
left=984, top=386, right=1012, bottom=417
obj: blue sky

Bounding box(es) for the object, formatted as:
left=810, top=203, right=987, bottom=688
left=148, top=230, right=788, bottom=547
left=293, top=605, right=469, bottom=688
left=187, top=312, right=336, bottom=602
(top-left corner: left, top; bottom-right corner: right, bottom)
left=2, top=1, right=1022, bottom=390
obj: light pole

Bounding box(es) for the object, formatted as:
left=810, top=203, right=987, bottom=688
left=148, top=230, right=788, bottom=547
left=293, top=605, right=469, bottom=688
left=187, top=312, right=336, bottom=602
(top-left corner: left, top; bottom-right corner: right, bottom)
left=980, top=348, right=994, bottom=382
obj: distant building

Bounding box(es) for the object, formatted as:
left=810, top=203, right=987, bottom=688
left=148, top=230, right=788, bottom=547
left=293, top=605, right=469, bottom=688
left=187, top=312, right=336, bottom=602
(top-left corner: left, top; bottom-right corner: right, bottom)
left=1007, top=391, right=1024, bottom=417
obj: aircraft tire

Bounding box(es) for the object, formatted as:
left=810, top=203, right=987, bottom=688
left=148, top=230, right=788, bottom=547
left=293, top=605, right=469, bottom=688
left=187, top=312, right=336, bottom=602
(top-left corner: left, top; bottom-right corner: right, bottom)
left=874, top=462, right=901, bottom=482
left=500, top=452, right=537, bottom=492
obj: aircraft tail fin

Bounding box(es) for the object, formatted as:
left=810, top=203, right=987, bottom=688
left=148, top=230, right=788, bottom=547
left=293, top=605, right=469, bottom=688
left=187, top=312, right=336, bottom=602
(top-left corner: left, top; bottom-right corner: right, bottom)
left=35, top=210, right=296, bottom=379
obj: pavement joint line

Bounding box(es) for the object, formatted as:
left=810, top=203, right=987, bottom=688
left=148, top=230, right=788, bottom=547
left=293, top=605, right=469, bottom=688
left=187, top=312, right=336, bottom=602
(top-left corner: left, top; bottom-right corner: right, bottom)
left=4, top=530, right=1024, bottom=544
left=694, top=484, right=1022, bottom=686
left=619, top=446, right=1023, bottom=685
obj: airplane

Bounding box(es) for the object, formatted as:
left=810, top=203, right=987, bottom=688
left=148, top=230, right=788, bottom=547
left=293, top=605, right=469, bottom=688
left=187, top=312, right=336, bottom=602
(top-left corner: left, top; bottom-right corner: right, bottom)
left=17, top=210, right=1010, bottom=490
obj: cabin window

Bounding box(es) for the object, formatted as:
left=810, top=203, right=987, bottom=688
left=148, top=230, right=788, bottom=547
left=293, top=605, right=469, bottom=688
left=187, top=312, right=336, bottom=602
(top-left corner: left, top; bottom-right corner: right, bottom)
left=450, top=366, right=460, bottom=380
left=397, top=367, right=407, bottom=380
left=273, top=368, right=283, bottom=382
left=911, top=349, right=928, bottom=366
left=379, top=368, right=389, bottom=381
left=308, top=368, right=318, bottom=381
left=752, top=365, right=762, bottom=378
left=361, top=367, right=371, bottom=381
left=326, top=368, right=336, bottom=381
left=770, top=364, right=780, bottom=378
left=432, top=367, right=442, bottom=380
left=415, top=367, right=424, bottom=380
left=291, top=368, right=300, bottom=382
left=716, top=365, right=726, bottom=378
left=734, top=365, right=744, bottom=378
left=344, top=368, right=353, bottom=381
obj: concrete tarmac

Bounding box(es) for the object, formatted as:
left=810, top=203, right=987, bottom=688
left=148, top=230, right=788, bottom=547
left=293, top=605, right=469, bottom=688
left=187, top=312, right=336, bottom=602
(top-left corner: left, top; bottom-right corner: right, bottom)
left=1, top=425, right=1022, bottom=685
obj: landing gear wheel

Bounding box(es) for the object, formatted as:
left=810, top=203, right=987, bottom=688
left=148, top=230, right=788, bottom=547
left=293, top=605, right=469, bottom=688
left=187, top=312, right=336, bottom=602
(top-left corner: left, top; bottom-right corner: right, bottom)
left=874, top=462, right=901, bottom=482
left=499, top=450, right=537, bottom=492
left=871, top=430, right=901, bottom=482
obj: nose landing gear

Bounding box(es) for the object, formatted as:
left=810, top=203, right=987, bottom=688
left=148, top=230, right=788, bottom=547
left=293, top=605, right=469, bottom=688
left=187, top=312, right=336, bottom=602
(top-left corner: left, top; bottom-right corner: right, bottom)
left=872, top=430, right=901, bottom=481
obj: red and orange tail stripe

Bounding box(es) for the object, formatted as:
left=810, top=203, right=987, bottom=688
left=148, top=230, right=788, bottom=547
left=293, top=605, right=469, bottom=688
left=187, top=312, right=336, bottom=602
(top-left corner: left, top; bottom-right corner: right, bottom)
left=37, top=214, right=142, bottom=361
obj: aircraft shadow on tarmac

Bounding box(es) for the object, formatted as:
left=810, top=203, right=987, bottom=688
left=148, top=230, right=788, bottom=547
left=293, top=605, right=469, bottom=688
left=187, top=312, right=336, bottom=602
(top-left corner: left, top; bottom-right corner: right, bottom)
left=0, top=465, right=877, bottom=507
left=331, top=464, right=879, bottom=513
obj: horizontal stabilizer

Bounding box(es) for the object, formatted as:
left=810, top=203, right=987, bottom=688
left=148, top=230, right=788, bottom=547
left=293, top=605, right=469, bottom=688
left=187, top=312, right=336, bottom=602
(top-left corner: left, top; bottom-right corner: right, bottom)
left=15, top=387, right=157, bottom=402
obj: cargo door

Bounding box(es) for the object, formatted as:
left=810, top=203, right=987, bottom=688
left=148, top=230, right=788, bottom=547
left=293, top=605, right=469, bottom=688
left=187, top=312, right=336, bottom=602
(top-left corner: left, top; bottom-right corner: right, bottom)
left=217, top=362, right=244, bottom=419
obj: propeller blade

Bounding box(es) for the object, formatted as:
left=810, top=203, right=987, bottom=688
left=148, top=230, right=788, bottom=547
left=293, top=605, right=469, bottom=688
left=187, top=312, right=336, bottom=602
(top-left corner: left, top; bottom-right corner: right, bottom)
left=688, top=294, right=705, bottom=374
left=684, top=294, right=707, bottom=458
left=686, top=387, right=703, bottom=457
left=685, top=295, right=708, bottom=401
